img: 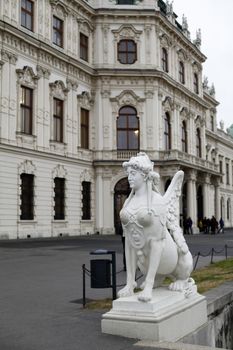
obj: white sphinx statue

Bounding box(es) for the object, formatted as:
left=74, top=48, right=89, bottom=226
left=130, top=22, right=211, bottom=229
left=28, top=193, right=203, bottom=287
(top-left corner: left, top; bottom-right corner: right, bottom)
left=118, top=152, right=195, bottom=302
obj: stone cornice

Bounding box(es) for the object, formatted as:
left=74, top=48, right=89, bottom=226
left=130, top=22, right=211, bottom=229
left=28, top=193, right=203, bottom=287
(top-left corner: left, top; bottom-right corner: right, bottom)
left=0, top=22, right=94, bottom=83
left=94, top=68, right=209, bottom=110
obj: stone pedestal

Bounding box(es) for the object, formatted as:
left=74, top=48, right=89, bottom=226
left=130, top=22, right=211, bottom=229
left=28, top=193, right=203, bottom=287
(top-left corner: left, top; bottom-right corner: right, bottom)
left=102, top=288, right=207, bottom=342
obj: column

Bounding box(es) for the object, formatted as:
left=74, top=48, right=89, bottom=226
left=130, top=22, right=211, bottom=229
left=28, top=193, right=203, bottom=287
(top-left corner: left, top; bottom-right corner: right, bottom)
left=215, top=178, right=221, bottom=221
left=186, top=169, right=198, bottom=231
left=203, top=174, right=211, bottom=218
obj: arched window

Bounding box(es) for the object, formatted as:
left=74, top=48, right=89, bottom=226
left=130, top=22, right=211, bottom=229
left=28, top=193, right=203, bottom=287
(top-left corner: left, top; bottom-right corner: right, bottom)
left=179, top=61, right=185, bottom=84
left=220, top=197, right=224, bottom=219
left=117, top=39, right=137, bottom=64
left=227, top=198, right=230, bottom=220
left=117, top=106, right=139, bottom=150
left=193, top=73, right=199, bottom=94
left=196, top=128, right=201, bottom=157
left=162, top=48, right=168, bottom=72
left=181, top=121, right=187, bottom=152
left=164, top=112, right=171, bottom=150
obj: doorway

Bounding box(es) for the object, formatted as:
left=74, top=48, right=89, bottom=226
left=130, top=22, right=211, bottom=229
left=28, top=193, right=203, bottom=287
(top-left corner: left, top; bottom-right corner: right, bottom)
left=114, top=178, right=131, bottom=234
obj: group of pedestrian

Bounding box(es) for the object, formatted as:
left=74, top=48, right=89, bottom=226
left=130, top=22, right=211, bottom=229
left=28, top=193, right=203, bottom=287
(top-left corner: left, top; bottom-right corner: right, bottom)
left=183, top=216, right=224, bottom=235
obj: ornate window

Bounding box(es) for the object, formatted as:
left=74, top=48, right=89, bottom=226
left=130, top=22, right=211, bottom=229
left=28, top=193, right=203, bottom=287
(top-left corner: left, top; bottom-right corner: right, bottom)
left=162, top=47, right=168, bottom=72
left=80, top=33, right=89, bottom=61
left=117, top=39, right=137, bottom=64
left=179, top=61, right=185, bottom=84
left=226, top=163, right=230, bottom=185
left=20, top=173, right=34, bottom=220
left=20, top=86, right=33, bottom=135
left=193, top=73, right=199, bottom=94
left=53, top=16, right=63, bottom=47
left=81, top=108, right=89, bottom=149
left=82, top=181, right=91, bottom=220
left=181, top=121, right=187, bottom=152
left=117, top=106, right=139, bottom=150
left=53, top=98, right=63, bottom=142
left=227, top=198, right=230, bottom=220
left=54, top=177, right=65, bottom=220
left=211, top=115, right=214, bottom=131
left=196, top=128, right=201, bottom=157
left=164, top=112, right=171, bottom=150
left=21, top=0, right=34, bottom=31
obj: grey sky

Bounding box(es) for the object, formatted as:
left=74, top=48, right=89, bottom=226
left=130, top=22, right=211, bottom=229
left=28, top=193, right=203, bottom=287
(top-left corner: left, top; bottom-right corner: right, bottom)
left=173, top=0, right=233, bottom=129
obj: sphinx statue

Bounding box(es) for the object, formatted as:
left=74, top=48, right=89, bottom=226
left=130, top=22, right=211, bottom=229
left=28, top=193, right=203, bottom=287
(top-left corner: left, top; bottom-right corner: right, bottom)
left=118, top=152, right=195, bottom=302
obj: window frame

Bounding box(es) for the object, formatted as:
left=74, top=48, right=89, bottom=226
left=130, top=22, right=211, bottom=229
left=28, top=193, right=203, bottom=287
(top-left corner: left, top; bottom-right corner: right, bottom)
left=117, top=0, right=135, bottom=3
left=20, top=86, right=33, bottom=135
left=117, top=106, right=139, bottom=150
left=179, top=61, right=185, bottom=84
left=20, top=173, right=34, bottom=220
left=117, top=39, right=137, bottom=64
left=181, top=121, right=187, bottom=153
left=54, top=177, right=65, bottom=220
left=21, top=0, right=34, bottom=32
left=162, top=47, right=169, bottom=73
left=53, top=98, right=63, bottom=142
left=53, top=15, right=63, bottom=48
left=80, top=33, right=89, bottom=62
left=164, top=112, right=171, bottom=150
left=193, top=73, right=199, bottom=94
left=196, top=128, right=201, bottom=158
left=82, top=181, right=91, bottom=220
left=80, top=108, right=89, bottom=149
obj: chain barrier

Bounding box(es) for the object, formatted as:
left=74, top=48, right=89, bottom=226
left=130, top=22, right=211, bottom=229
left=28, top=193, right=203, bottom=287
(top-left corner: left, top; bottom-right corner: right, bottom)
left=193, top=244, right=233, bottom=270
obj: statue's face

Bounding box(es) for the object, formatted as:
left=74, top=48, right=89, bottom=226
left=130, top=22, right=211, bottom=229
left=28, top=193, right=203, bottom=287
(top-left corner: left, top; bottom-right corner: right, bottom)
left=127, top=167, right=145, bottom=190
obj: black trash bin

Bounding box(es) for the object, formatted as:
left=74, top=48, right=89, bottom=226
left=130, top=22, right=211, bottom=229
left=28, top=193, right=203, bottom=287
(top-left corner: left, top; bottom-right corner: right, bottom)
left=90, top=259, right=111, bottom=288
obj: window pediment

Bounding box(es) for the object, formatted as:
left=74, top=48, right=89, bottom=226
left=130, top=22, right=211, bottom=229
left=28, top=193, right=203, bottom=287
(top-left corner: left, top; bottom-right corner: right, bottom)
left=77, top=91, right=95, bottom=109
left=49, top=80, right=69, bottom=99
left=112, top=25, right=142, bottom=40
left=50, top=0, right=69, bottom=19
left=159, top=33, right=172, bottom=48
left=16, top=66, right=39, bottom=88
left=52, top=164, right=67, bottom=178
left=19, top=160, right=36, bottom=174
left=162, top=96, right=174, bottom=112
left=110, top=90, right=145, bottom=112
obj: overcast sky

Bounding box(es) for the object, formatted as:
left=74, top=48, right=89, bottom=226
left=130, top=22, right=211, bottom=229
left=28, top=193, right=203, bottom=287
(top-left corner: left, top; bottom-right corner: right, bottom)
left=173, top=0, right=233, bottom=130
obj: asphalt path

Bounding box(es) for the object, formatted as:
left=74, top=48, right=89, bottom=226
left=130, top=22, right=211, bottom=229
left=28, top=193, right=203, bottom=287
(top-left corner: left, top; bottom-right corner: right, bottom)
left=0, top=230, right=233, bottom=350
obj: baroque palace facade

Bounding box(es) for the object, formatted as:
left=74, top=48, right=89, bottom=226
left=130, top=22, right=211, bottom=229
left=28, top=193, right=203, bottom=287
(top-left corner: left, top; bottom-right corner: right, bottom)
left=0, top=0, right=233, bottom=239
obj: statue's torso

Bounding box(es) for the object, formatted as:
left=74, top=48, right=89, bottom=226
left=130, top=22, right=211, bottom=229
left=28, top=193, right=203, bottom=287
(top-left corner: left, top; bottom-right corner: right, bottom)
left=120, top=193, right=166, bottom=249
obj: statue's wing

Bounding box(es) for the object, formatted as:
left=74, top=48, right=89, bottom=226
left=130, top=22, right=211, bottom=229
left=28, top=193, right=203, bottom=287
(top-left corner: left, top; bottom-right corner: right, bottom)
left=163, top=171, right=188, bottom=253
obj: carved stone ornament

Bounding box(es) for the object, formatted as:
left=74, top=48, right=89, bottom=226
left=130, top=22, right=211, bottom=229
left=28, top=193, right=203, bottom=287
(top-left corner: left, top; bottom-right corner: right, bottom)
left=159, top=33, right=172, bottom=48
left=16, top=66, right=39, bottom=88
left=77, top=91, right=95, bottom=109
left=50, top=0, right=69, bottom=19
left=52, top=164, right=67, bottom=178
left=80, top=169, right=92, bottom=182
left=77, top=17, right=94, bottom=34
left=180, top=107, right=190, bottom=119
left=19, top=160, right=36, bottom=175
left=195, top=115, right=205, bottom=127
left=110, top=90, right=145, bottom=114
left=49, top=80, right=69, bottom=99
left=112, top=24, right=142, bottom=41
left=1, top=49, right=18, bottom=64
left=162, top=96, right=174, bottom=112
left=177, top=48, right=188, bottom=61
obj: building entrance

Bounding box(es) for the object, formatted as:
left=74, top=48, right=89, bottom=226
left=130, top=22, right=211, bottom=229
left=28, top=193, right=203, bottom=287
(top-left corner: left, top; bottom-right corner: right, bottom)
left=114, top=178, right=131, bottom=234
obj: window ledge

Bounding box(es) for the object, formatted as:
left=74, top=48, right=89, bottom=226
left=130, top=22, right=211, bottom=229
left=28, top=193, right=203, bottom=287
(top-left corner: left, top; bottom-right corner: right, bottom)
left=81, top=220, right=93, bottom=223
left=18, top=220, right=37, bottom=224
left=52, top=220, right=67, bottom=223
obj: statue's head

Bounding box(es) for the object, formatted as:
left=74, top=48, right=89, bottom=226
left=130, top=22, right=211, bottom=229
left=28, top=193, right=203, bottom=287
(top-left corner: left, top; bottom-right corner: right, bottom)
left=123, top=152, right=153, bottom=176
left=123, top=153, right=160, bottom=192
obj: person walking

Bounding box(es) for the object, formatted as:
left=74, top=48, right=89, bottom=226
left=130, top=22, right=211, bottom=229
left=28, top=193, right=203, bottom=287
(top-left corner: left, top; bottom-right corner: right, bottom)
left=218, top=217, right=224, bottom=234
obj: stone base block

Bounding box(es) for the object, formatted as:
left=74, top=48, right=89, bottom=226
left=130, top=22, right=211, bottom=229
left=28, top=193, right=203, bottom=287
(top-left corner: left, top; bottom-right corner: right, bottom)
left=102, top=288, right=207, bottom=342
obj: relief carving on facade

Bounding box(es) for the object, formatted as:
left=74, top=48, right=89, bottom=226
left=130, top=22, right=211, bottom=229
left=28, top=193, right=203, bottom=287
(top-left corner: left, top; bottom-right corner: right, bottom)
left=110, top=90, right=145, bottom=114
left=162, top=96, right=174, bottom=112
left=77, top=91, right=95, bottom=109
left=49, top=80, right=69, bottom=100
left=112, top=24, right=142, bottom=42
left=52, top=164, right=67, bottom=178
left=80, top=169, right=93, bottom=182
left=159, top=33, right=173, bottom=48
left=19, top=160, right=36, bottom=175
left=16, top=66, right=40, bottom=88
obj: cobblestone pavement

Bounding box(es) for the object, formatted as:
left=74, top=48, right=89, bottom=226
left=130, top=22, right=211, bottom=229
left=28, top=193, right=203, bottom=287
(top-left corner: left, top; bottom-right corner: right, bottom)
left=0, top=230, right=232, bottom=350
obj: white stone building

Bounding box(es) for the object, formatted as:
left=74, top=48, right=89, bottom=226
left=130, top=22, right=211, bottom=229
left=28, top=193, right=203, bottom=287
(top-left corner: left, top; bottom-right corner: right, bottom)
left=0, top=0, right=232, bottom=239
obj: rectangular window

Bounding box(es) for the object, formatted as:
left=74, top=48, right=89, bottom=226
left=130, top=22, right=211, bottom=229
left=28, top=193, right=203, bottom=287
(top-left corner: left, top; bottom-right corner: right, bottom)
left=226, top=163, right=230, bottom=185
left=80, top=33, right=88, bottom=61
left=82, top=181, right=91, bottom=220
left=20, top=173, right=34, bottom=220
left=53, top=98, right=63, bottom=142
left=21, top=0, right=34, bottom=31
left=54, top=178, right=65, bottom=220
left=81, top=108, right=89, bottom=149
left=20, top=86, right=33, bottom=134
left=53, top=16, right=63, bottom=47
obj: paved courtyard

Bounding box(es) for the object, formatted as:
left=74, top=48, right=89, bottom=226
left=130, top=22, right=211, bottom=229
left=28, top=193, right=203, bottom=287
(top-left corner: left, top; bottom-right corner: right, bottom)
left=0, top=231, right=233, bottom=350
